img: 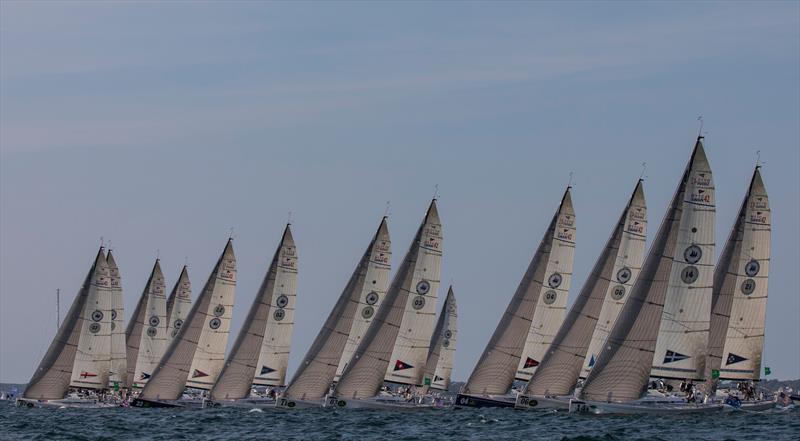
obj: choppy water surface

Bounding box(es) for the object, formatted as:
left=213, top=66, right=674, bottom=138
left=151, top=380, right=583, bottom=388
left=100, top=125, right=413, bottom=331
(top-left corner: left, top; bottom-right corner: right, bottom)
left=0, top=403, right=797, bottom=440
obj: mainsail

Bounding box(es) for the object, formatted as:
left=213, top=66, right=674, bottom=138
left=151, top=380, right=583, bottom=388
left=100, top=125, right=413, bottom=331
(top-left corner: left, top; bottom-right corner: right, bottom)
left=421, top=286, right=457, bottom=392
left=210, top=225, right=296, bottom=400
left=23, top=248, right=106, bottom=400
left=166, top=265, right=192, bottom=342
left=334, top=199, right=441, bottom=399
left=283, top=218, right=391, bottom=402
left=462, top=188, right=573, bottom=396
left=581, top=137, right=713, bottom=402
left=334, top=220, right=393, bottom=382
left=69, top=249, right=113, bottom=390
left=125, top=259, right=168, bottom=388
left=139, top=240, right=236, bottom=400
left=524, top=180, right=647, bottom=397
left=106, top=250, right=127, bottom=388
left=707, top=166, right=770, bottom=383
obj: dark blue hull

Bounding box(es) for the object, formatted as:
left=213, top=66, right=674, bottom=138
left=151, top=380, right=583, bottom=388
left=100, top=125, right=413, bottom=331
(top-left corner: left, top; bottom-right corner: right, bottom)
left=131, top=398, right=182, bottom=408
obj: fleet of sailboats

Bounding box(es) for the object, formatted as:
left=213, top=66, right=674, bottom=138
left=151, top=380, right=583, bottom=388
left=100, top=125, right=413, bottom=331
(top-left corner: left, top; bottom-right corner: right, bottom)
left=15, top=134, right=786, bottom=414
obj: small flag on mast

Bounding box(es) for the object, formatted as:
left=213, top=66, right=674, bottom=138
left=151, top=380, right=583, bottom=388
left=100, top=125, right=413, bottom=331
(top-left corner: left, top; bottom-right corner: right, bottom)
left=711, top=369, right=720, bottom=379
left=765, top=367, right=771, bottom=376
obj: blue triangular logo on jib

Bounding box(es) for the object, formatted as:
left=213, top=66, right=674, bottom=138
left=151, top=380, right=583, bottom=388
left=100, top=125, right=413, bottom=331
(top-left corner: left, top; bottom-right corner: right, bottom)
left=726, top=353, right=748, bottom=366
left=663, top=350, right=690, bottom=364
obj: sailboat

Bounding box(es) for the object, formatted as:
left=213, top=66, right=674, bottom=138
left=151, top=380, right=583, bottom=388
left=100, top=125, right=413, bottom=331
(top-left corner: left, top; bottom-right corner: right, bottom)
left=456, top=187, right=575, bottom=408
left=132, top=239, right=236, bottom=407
left=206, top=225, right=297, bottom=407
left=17, top=247, right=114, bottom=408
left=107, top=250, right=127, bottom=392
left=515, top=180, right=647, bottom=410
left=706, top=166, right=773, bottom=411
left=277, top=218, right=391, bottom=409
left=165, top=265, right=192, bottom=341
left=125, top=259, right=168, bottom=389
left=571, top=136, right=722, bottom=414
left=420, top=286, right=457, bottom=402
left=328, top=199, right=442, bottom=409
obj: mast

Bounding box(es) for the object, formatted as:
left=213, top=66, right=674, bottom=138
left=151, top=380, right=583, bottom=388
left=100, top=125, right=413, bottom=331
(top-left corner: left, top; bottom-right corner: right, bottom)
left=462, top=187, right=573, bottom=396
left=283, top=218, right=391, bottom=402
left=125, top=259, right=168, bottom=388
left=106, top=250, right=127, bottom=388
left=581, top=137, right=714, bottom=402
left=165, top=266, right=192, bottom=341
left=707, top=166, right=770, bottom=387
left=421, top=286, right=457, bottom=393
left=69, top=248, right=113, bottom=390
left=23, top=248, right=105, bottom=400
left=139, top=239, right=236, bottom=401
left=210, top=225, right=296, bottom=400
left=524, top=180, right=647, bottom=396
left=334, top=199, right=441, bottom=399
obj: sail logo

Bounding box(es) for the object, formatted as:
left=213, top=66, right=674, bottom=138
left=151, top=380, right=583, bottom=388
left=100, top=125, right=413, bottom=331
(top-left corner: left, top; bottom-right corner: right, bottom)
left=629, top=209, right=646, bottom=222
left=627, top=221, right=644, bottom=234
left=139, top=372, right=151, bottom=380
left=662, top=350, right=690, bottom=364
left=587, top=354, right=596, bottom=368
left=691, top=174, right=712, bottom=187
left=424, top=236, right=441, bottom=250
left=690, top=189, right=712, bottom=204
left=424, top=225, right=441, bottom=238
left=260, top=366, right=276, bottom=375
left=373, top=252, right=389, bottom=264
left=559, top=215, right=575, bottom=228
left=393, top=360, right=414, bottom=371
left=523, top=357, right=539, bottom=369
left=557, top=228, right=574, bottom=241
left=726, top=353, right=748, bottom=366
left=376, top=241, right=390, bottom=252
left=281, top=256, right=297, bottom=270
left=192, top=369, right=209, bottom=378
left=79, top=372, right=97, bottom=378
left=750, top=199, right=768, bottom=211
left=749, top=211, right=768, bottom=224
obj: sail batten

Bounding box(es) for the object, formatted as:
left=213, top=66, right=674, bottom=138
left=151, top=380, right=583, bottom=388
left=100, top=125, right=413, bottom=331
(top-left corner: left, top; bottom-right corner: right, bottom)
left=525, top=180, right=647, bottom=396
left=283, top=218, right=391, bottom=401
left=210, top=226, right=296, bottom=400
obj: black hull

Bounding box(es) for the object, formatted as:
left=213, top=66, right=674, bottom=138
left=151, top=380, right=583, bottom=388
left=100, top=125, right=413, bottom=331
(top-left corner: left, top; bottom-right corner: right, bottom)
left=131, top=398, right=182, bottom=408
left=455, top=394, right=515, bottom=408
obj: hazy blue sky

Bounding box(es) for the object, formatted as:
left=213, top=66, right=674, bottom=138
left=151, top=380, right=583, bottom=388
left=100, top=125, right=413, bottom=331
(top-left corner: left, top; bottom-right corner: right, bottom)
left=1, top=1, right=798, bottom=383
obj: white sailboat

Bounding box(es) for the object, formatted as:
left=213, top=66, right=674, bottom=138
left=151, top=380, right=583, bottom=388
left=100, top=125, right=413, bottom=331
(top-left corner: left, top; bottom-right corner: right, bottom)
left=515, top=180, right=647, bottom=410
left=420, top=286, right=457, bottom=398
left=706, top=166, right=773, bottom=411
left=329, top=199, right=442, bottom=409
left=132, top=239, right=236, bottom=407
left=572, top=136, right=722, bottom=415
left=18, top=247, right=114, bottom=408
left=125, top=259, right=168, bottom=389
left=278, top=218, right=390, bottom=409
left=207, top=225, right=297, bottom=407
left=165, top=265, right=192, bottom=342
left=107, top=250, right=127, bottom=390
left=456, top=187, right=574, bottom=408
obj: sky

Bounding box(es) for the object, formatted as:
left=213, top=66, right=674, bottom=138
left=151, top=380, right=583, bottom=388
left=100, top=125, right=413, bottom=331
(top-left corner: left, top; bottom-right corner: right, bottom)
left=1, top=1, right=798, bottom=383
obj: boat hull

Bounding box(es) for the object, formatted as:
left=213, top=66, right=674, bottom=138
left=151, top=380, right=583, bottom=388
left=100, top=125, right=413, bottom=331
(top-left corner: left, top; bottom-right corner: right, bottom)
left=15, top=397, right=110, bottom=409
left=275, top=397, right=324, bottom=409
left=724, top=400, right=776, bottom=412
left=325, top=395, right=432, bottom=409
left=568, top=398, right=724, bottom=415
left=204, top=397, right=277, bottom=408
left=514, top=394, right=571, bottom=410
left=131, top=398, right=184, bottom=408
left=454, top=393, right=515, bottom=408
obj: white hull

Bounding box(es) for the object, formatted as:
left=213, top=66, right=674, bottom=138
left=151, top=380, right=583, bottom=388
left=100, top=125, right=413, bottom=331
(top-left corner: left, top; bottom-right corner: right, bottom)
left=275, top=397, right=325, bottom=409
left=723, top=399, right=776, bottom=412
left=204, top=397, right=276, bottom=408
left=569, top=398, right=723, bottom=415
left=324, top=394, right=432, bottom=409
left=514, top=394, right=571, bottom=410
left=16, top=397, right=115, bottom=409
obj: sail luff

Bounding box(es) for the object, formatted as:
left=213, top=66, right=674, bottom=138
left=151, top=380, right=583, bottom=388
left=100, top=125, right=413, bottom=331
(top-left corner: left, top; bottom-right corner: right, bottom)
left=139, top=240, right=235, bottom=401
left=581, top=138, right=712, bottom=402
left=461, top=189, right=568, bottom=396
left=421, top=286, right=457, bottom=393
left=334, top=200, right=439, bottom=399
left=23, top=248, right=104, bottom=400
left=210, top=225, right=296, bottom=400
left=283, top=218, right=390, bottom=401
left=525, top=180, right=647, bottom=396
left=106, top=250, right=127, bottom=388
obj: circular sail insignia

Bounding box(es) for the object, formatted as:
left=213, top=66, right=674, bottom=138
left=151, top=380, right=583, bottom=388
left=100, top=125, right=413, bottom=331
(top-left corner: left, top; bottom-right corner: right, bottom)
left=443, top=339, right=450, bottom=348
left=745, top=260, right=760, bottom=277
left=276, top=295, right=289, bottom=308
left=684, top=245, right=702, bottom=264
left=146, top=327, right=157, bottom=337
left=543, top=290, right=557, bottom=305
left=416, top=280, right=431, bottom=295
left=149, top=316, right=160, bottom=327
left=361, top=306, right=374, bottom=319
left=209, top=318, right=222, bottom=329
left=365, top=291, right=379, bottom=305
left=89, top=323, right=101, bottom=334
left=741, top=279, right=756, bottom=295
left=681, top=266, right=699, bottom=284
left=273, top=309, right=286, bottom=321
left=91, top=310, right=104, bottom=322
left=174, top=319, right=184, bottom=329
left=611, top=285, right=626, bottom=300
left=616, top=268, right=632, bottom=284
left=111, top=309, right=117, bottom=320
left=412, top=295, right=426, bottom=310
left=213, top=305, right=225, bottom=317
left=444, top=330, right=453, bottom=339
left=548, top=273, right=563, bottom=288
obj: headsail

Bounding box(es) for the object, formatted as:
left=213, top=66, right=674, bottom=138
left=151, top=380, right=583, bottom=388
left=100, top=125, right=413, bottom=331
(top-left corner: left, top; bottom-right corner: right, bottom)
left=462, top=188, right=572, bottom=396
left=707, top=167, right=770, bottom=384
left=524, top=180, right=647, bottom=396
left=125, top=259, right=168, bottom=388
left=69, top=249, right=113, bottom=390
left=283, top=218, right=391, bottom=402
left=139, top=240, right=236, bottom=400
left=421, top=286, right=457, bottom=392
left=106, top=250, right=127, bottom=388
left=23, top=248, right=105, bottom=400
left=210, top=225, right=296, bottom=400
left=334, top=199, right=441, bottom=399
left=166, top=266, right=192, bottom=342
left=581, top=137, right=713, bottom=402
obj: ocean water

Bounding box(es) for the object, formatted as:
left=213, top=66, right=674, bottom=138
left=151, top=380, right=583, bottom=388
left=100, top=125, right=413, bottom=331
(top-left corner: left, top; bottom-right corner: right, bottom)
left=0, top=403, right=798, bottom=441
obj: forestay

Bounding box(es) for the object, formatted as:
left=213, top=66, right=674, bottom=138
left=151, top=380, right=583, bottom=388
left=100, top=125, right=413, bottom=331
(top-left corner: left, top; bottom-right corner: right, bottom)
left=106, top=250, right=127, bottom=388
left=283, top=218, right=390, bottom=402
left=525, top=180, right=646, bottom=397
left=139, top=240, right=236, bottom=400
left=210, top=225, right=296, bottom=400
left=421, top=286, right=457, bottom=392
left=125, top=259, right=168, bottom=388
